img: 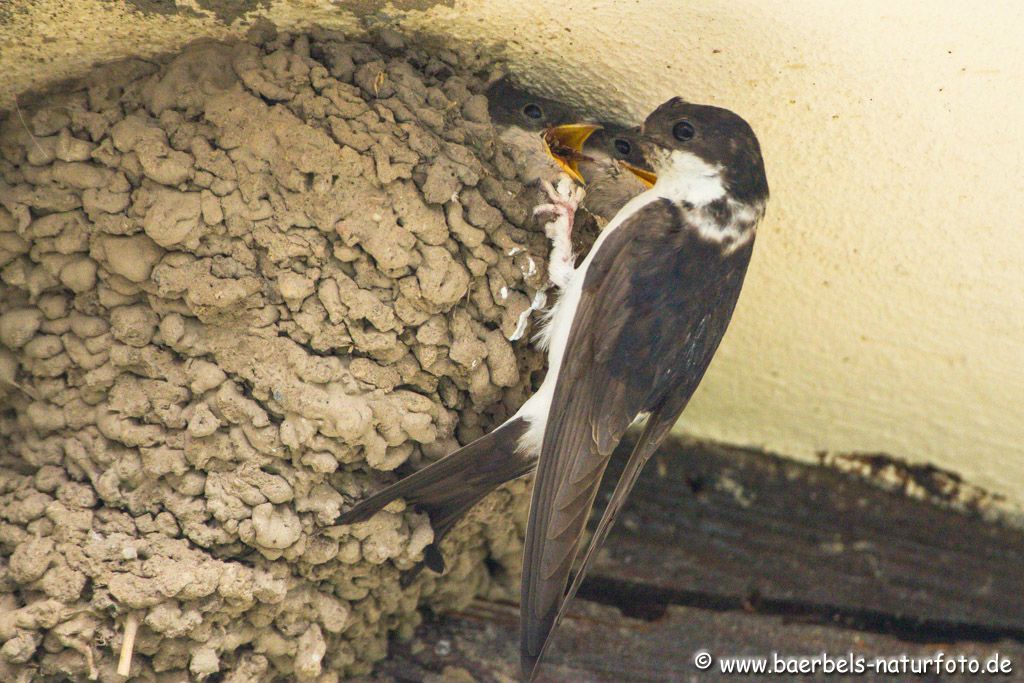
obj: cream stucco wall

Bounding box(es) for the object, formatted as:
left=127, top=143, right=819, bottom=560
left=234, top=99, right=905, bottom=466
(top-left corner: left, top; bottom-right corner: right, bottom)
left=2, top=1, right=1023, bottom=508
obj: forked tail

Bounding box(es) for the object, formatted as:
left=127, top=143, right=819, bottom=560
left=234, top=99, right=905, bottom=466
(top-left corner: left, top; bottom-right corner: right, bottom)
left=337, top=417, right=533, bottom=578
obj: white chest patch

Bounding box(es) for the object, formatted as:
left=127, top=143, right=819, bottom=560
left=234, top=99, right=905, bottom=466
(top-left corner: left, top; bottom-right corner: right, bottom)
left=692, top=200, right=762, bottom=254
left=653, top=150, right=761, bottom=254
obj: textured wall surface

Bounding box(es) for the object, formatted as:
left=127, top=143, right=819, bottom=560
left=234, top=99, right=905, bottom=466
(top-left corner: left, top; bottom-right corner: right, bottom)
left=0, top=27, right=554, bottom=681
left=2, top=1, right=1022, bottom=509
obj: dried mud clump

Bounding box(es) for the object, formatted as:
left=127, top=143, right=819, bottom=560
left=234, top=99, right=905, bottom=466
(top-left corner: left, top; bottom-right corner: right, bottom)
left=0, top=25, right=550, bottom=681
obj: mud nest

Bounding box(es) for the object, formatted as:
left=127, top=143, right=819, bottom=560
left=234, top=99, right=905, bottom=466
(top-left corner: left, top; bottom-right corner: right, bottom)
left=0, top=24, right=551, bottom=682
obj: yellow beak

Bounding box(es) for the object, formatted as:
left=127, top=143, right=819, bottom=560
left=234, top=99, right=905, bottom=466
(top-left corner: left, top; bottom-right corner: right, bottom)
left=542, top=123, right=602, bottom=183
left=619, top=161, right=658, bottom=188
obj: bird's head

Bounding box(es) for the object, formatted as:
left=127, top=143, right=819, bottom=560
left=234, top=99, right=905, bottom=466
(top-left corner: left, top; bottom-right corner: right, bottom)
left=640, top=97, right=768, bottom=205
left=486, top=77, right=594, bottom=181
left=585, top=125, right=658, bottom=188
left=487, top=77, right=574, bottom=133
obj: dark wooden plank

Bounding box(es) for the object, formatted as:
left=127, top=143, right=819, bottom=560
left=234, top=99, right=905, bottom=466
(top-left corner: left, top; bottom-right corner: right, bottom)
left=585, top=435, right=1024, bottom=636
left=365, top=436, right=1024, bottom=681
left=368, top=599, right=1024, bottom=682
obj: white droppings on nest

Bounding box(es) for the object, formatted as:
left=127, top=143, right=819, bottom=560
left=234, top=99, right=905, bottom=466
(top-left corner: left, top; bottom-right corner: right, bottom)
left=522, top=255, right=538, bottom=278
left=509, top=289, right=548, bottom=342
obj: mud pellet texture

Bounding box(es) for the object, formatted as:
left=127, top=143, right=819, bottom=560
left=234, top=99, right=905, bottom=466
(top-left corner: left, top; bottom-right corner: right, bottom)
left=0, top=25, right=549, bottom=682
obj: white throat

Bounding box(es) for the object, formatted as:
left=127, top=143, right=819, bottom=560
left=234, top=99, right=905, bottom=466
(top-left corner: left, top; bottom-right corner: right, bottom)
left=652, top=150, right=726, bottom=206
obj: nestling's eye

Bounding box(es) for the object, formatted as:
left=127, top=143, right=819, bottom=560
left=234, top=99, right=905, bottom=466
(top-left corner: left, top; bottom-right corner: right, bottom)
left=613, top=138, right=632, bottom=157
left=673, top=121, right=695, bottom=141
left=523, top=103, right=543, bottom=120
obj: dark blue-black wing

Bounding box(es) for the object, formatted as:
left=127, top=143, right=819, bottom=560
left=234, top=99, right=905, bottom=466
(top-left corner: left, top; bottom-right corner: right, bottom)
left=520, top=198, right=754, bottom=679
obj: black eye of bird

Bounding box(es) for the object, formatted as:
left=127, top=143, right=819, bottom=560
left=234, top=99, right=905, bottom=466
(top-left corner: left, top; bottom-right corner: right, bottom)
left=673, top=121, right=695, bottom=141
left=613, top=138, right=632, bottom=157
left=523, top=103, right=543, bottom=120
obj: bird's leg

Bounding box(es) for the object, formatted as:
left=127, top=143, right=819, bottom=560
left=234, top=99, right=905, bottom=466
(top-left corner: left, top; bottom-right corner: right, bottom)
left=534, top=175, right=585, bottom=290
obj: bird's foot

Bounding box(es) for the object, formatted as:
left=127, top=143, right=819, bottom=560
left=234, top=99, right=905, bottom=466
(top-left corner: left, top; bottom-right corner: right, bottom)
left=535, top=176, right=584, bottom=240
left=534, top=175, right=584, bottom=290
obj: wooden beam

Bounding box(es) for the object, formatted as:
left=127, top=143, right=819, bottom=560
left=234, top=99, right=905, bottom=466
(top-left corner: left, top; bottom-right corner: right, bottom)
left=374, top=436, right=1024, bottom=681
left=585, top=435, right=1024, bottom=636
left=377, top=599, right=1024, bottom=682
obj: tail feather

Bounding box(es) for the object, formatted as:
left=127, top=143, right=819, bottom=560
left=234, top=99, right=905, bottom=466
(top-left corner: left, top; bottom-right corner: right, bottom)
left=337, top=417, right=533, bottom=576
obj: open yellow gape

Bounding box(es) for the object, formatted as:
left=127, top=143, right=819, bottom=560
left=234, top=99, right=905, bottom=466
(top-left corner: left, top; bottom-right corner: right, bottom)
left=542, top=123, right=657, bottom=187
